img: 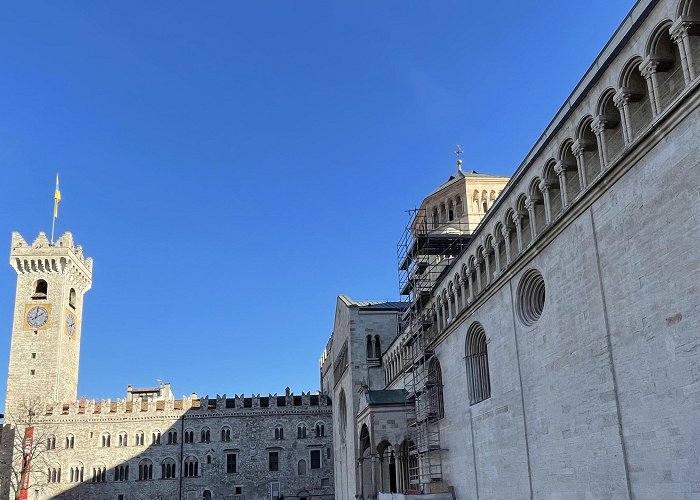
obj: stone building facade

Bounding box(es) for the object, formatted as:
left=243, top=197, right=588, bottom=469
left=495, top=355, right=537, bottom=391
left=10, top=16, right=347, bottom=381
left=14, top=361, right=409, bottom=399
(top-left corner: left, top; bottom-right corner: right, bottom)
left=1, top=232, right=334, bottom=500
left=321, top=0, right=700, bottom=498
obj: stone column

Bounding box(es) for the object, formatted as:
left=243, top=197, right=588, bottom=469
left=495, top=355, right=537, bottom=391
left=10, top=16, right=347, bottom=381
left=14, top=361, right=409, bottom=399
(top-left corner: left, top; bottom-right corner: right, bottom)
left=525, top=199, right=537, bottom=240
left=475, top=259, right=483, bottom=294
left=501, top=226, right=512, bottom=264
left=591, top=116, right=609, bottom=169
left=358, top=458, right=364, bottom=499
left=613, top=89, right=633, bottom=145
left=512, top=212, right=524, bottom=253
left=484, top=252, right=492, bottom=285
left=571, top=139, right=588, bottom=190
left=468, top=271, right=475, bottom=303
left=493, top=240, right=502, bottom=276
left=640, top=58, right=661, bottom=116
left=539, top=181, right=552, bottom=225
left=554, top=161, right=569, bottom=208
left=671, top=20, right=696, bottom=83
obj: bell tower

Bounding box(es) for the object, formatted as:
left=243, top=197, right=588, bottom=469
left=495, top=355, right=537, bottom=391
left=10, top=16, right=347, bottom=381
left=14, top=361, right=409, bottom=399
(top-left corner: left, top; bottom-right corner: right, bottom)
left=4, top=231, right=92, bottom=416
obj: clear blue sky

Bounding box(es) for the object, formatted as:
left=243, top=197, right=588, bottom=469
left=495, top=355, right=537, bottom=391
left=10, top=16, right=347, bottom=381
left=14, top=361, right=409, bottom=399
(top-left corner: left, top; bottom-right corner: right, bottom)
left=0, top=1, right=635, bottom=406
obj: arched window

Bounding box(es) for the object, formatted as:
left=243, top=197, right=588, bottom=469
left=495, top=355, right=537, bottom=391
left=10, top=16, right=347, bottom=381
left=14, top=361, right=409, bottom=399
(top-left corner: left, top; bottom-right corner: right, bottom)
left=366, top=335, right=373, bottom=359
left=135, top=431, right=145, bottom=446
left=221, top=427, right=231, bottom=442
left=151, top=430, right=161, bottom=445
left=114, top=464, right=129, bottom=481
left=46, top=435, right=56, bottom=450
left=69, top=288, right=77, bottom=309
left=167, top=430, right=177, bottom=445
left=161, top=458, right=176, bottom=479
left=374, top=335, right=381, bottom=359
left=33, top=279, right=48, bottom=299
left=200, top=427, right=210, bottom=443
left=274, top=426, right=284, bottom=440
left=91, top=464, right=107, bottom=483
left=118, top=431, right=128, bottom=447
left=65, top=434, right=75, bottom=449
left=138, top=459, right=153, bottom=480
left=184, top=429, right=194, bottom=443
left=315, top=423, right=325, bottom=437
left=298, top=459, right=307, bottom=475
left=428, top=358, right=445, bottom=420
left=466, top=322, right=491, bottom=405
left=47, top=465, right=61, bottom=483
left=184, top=456, right=199, bottom=477
left=203, top=491, right=212, bottom=500
left=482, top=200, right=488, bottom=213
left=101, top=433, right=110, bottom=448
left=68, top=463, right=84, bottom=483
left=338, top=390, right=347, bottom=442
left=297, top=424, right=307, bottom=439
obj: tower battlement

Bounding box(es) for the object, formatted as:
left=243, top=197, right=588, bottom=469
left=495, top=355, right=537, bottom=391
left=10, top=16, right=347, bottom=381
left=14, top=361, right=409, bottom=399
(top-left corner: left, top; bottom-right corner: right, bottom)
left=40, top=388, right=331, bottom=418
left=10, top=231, right=93, bottom=292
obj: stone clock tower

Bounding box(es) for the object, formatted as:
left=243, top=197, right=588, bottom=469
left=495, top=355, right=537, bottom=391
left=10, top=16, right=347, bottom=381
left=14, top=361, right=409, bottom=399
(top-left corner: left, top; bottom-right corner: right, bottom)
left=5, top=231, right=92, bottom=417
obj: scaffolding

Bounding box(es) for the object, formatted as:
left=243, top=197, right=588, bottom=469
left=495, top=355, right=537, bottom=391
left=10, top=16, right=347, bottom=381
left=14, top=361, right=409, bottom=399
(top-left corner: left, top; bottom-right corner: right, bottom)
left=397, top=208, right=473, bottom=492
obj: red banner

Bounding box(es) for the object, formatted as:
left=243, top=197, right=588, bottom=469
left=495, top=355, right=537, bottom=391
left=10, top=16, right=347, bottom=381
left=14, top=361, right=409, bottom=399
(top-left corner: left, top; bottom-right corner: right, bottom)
left=19, top=426, right=33, bottom=500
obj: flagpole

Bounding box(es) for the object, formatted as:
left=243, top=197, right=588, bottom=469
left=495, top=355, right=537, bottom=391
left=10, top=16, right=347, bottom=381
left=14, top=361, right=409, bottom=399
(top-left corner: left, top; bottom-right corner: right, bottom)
left=51, top=174, right=60, bottom=245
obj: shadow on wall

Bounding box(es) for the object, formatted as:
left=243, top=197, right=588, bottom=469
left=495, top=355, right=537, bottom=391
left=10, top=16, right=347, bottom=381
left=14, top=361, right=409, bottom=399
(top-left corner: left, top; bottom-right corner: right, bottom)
left=4, top=393, right=334, bottom=500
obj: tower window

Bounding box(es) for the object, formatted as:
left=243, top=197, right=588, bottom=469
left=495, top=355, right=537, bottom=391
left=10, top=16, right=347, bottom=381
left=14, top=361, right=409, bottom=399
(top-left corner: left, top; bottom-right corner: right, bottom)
left=268, top=451, right=279, bottom=471
left=32, top=280, right=48, bottom=299
left=30, top=369, right=35, bottom=375
left=69, top=288, right=76, bottom=309
left=31, top=353, right=36, bottom=359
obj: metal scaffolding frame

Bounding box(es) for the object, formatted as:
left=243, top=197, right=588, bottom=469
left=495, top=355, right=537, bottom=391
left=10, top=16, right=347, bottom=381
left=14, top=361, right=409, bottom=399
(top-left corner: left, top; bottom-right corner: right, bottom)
left=397, top=208, right=475, bottom=492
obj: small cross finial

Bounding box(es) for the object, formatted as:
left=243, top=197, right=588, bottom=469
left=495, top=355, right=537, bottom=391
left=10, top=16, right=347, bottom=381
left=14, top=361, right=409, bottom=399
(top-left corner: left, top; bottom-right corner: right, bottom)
left=455, top=145, right=463, bottom=171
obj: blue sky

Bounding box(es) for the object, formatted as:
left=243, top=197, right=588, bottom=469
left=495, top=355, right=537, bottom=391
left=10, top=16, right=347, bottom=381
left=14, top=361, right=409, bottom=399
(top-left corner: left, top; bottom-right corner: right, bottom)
left=0, top=1, right=635, bottom=406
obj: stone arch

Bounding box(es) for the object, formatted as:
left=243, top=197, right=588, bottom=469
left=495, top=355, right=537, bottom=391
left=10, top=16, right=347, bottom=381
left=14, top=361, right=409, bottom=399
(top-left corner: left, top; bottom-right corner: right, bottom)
left=576, top=115, right=601, bottom=181
left=558, top=138, right=582, bottom=201
left=647, top=20, right=686, bottom=110
left=596, top=88, right=625, bottom=164
left=677, top=0, right=700, bottom=17
left=516, top=194, right=532, bottom=248
left=466, top=322, right=491, bottom=405
left=503, top=208, right=518, bottom=260
left=475, top=246, right=487, bottom=292
left=427, top=356, right=445, bottom=420
left=542, top=159, right=563, bottom=221
left=484, top=235, right=496, bottom=282
left=493, top=222, right=507, bottom=271
left=619, top=56, right=654, bottom=140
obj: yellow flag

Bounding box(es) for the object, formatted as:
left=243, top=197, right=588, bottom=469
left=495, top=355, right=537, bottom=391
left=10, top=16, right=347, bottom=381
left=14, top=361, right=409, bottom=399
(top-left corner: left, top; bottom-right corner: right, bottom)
left=53, top=174, right=61, bottom=219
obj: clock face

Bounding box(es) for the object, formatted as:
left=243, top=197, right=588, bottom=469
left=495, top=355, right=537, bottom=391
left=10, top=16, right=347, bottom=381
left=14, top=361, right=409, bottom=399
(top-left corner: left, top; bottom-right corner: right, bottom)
left=66, top=315, right=76, bottom=336
left=27, top=306, right=49, bottom=328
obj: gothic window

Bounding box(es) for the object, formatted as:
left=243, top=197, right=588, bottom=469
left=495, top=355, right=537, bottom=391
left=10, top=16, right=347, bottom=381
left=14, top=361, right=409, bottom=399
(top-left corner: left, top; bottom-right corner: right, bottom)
left=113, top=464, right=129, bottom=481
left=135, top=431, right=145, bottom=446
left=69, top=288, right=76, bottom=309
left=46, top=435, right=56, bottom=450
left=184, top=429, right=194, bottom=443
left=100, top=433, right=110, bottom=448
left=138, top=459, right=153, bottom=480
left=226, top=453, right=237, bottom=473
left=366, top=335, right=373, bottom=359
left=268, top=451, right=279, bottom=472
left=65, top=434, right=75, bottom=449
left=428, top=358, right=445, bottom=420
left=466, top=322, right=491, bottom=405
left=274, top=426, right=284, bottom=440
left=310, top=449, right=321, bottom=469
left=374, top=335, right=381, bottom=358
left=315, top=423, right=325, bottom=437
left=33, top=279, right=48, bottom=299
left=167, top=430, right=177, bottom=445
left=184, top=456, right=199, bottom=477
left=161, top=458, right=176, bottom=479
left=69, top=465, right=84, bottom=483
left=200, top=427, right=210, bottom=443
left=151, top=430, right=161, bottom=445
left=298, top=459, right=307, bottom=475
left=297, top=424, right=307, bottom=439
left=221, top=427, right=231, bottom=442
left=338, top=390, right=347, bottom=442
left=47, top=466, right=61, bottom=483
left=118, top=431, right=128, bottom=447
left=92, top=465, right=107, bottom=483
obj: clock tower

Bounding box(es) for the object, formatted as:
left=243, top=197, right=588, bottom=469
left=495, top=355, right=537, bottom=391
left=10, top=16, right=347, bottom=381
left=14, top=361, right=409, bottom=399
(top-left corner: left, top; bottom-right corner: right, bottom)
left=5, top=231, right=92, bottom=417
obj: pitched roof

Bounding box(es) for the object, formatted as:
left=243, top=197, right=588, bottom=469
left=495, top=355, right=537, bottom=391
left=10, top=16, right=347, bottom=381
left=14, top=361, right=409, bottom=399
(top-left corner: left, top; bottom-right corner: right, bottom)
left=338, top=295, right=406, bottom=311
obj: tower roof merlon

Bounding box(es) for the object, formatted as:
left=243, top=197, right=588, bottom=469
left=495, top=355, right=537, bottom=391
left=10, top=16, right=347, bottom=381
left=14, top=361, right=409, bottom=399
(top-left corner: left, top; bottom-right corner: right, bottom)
left=10, top=231, right=93, bottom=290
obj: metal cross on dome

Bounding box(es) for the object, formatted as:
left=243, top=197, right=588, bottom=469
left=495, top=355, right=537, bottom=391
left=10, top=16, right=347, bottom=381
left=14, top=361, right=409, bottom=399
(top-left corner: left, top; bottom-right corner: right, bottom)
left=455, top=145, right=464, bottom=171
